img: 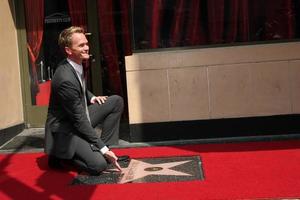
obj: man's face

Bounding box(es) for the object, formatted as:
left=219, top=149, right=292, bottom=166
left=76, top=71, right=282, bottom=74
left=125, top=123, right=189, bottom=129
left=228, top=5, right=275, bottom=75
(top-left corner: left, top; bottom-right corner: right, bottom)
left=65, top=32, right=89, bottom=64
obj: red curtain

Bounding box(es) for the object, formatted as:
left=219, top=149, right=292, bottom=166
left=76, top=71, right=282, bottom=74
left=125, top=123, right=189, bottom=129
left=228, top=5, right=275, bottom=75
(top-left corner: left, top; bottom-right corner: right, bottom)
left=137, top=0, right=297, bottom=49
left=24, top=0, right=44, bottom=96
left=120, top=0, right=132, bottom=56
left=185, top=0, right=206, bottom=46
left=97, top=0, right=123, bottom=95
left=67, top=0, right=88, bottom=31
left=207, top=0, right=225, bottom=44
left=225, top=0, right=249, bottom=42
left=237, top=0, right=250, bottom=42
left=170, top=0, right=249, bottom=46
left=169, top=0, right=186, bottom=47
left=146, top=0, right=164, bottom=48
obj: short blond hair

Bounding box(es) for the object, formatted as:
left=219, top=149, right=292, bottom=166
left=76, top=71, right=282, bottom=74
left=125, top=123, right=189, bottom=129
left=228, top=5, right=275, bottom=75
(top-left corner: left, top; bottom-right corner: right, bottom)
left=58, top=26, right=85, bottom=50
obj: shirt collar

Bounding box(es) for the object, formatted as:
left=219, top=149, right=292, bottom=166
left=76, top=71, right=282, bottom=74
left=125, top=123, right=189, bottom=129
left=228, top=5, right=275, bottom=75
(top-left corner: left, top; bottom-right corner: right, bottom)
left=67, top=58, right=83, bottom=76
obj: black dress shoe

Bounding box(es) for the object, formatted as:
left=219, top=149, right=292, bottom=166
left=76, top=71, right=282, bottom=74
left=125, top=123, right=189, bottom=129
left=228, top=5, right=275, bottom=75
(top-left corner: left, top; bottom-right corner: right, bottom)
left=105, top=155, right=130, bottom=169
left=118, top=155, right=130, bottom=162
left=105, top=155, right=130, bottom=163
left=118, top=155, right=130, bottom=168
left=48, top=155, right=64, bottom=170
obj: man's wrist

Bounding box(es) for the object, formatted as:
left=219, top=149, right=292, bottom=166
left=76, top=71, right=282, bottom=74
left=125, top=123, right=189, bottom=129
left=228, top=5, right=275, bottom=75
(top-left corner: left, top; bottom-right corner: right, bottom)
left=90, top=96, right=96, bottom=103
left=100, top=146, right=109, bottom=155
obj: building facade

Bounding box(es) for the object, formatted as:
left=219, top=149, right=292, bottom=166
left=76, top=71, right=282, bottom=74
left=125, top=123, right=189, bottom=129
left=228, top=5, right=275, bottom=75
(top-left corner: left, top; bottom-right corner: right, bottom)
left=1, top=0, right=300, bottom=144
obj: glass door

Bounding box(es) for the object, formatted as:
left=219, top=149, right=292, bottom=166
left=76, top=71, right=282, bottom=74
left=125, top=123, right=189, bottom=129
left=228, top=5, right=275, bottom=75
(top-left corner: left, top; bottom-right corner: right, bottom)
left=18, top=0, right=102, bottom=127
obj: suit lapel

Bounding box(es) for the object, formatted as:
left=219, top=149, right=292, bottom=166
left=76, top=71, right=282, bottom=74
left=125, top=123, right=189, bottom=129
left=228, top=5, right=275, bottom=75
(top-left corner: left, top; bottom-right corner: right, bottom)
left=65, top=60, right=91, bottom=122
left=65, top=60, right=84, bottom=94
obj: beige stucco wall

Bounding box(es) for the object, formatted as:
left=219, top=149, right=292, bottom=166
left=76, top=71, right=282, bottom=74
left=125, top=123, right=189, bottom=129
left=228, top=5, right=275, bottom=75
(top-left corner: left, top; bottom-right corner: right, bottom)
left=125, top=42, right=300, bottom=124
left=0, top=1, right=24, bottom=129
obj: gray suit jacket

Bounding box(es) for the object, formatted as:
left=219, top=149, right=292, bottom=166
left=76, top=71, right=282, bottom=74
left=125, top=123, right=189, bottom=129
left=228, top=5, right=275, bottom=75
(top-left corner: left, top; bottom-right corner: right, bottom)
left=44, top=59, right=105, bottom=159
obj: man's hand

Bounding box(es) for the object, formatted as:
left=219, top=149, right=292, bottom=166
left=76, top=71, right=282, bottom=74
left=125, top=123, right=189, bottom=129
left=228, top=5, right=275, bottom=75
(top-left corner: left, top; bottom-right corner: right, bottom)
left=104, top=150, right=122, bottom=172
left=90, top=96, right=108, bottom=104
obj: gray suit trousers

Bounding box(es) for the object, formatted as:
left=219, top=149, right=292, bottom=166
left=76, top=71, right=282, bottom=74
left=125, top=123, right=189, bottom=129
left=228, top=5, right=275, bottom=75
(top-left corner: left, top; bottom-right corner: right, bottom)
left=72, top=95, right=124, bottom=175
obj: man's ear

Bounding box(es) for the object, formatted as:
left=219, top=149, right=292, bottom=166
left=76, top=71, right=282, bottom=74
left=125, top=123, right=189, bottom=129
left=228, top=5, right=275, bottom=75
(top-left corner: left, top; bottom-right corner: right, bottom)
left=65, top=46, right=72, bottom=56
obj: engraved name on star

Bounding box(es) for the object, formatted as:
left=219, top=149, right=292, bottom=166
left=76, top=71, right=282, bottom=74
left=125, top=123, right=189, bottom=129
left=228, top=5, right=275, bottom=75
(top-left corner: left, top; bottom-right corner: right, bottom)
left=118, top=159, right=193, bottom=184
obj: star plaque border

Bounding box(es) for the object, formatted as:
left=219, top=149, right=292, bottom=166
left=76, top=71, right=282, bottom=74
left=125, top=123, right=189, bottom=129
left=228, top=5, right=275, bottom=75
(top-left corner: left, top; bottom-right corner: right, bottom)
left=71, top=156, right=204, bottom=185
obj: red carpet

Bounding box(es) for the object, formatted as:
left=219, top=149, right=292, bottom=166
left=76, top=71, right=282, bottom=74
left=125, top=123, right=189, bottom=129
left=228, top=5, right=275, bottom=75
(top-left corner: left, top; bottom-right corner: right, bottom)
left=1, top=140, right=300, bottom=200
left=36, top=81, right=51, bottom=106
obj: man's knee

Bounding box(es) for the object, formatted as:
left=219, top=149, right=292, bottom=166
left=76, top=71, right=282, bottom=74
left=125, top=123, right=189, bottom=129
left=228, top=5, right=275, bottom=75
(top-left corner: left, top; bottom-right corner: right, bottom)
left=109, top=95, right=124, bottom=111
left=87, top=159, right=108, bottom=175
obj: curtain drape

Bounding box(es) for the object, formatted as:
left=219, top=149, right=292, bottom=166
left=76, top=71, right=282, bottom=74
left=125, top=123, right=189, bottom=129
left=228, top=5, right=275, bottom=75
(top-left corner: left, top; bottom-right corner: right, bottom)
left=237, top=0, right=250, bottom=42
left=24, top=0, right=44, bottom=99
left=169, top=0, right=186, bottom=47
left=97, top=0, right=123, bottom=95
left=207, top=0, right=225, bottom=44
left=120, top=0, right=132, bottom=56
left=185, top=0, right=206, bottom=46
left=67, top=0, right=88, bottom=31
left=135, top=0, right=297, bottom=49
left=225, top=0, right=249, bottom=42
left=169, top=0, right=249, bottom=46
left=146, top=0, right=163, bottom=48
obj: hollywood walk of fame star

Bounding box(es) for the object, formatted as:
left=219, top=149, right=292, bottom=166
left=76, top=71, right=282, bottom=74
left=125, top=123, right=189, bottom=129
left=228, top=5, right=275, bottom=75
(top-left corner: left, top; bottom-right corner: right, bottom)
left=118, top=159, right=193, bottom=184
left=71, top=156, right=204, bottom=185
